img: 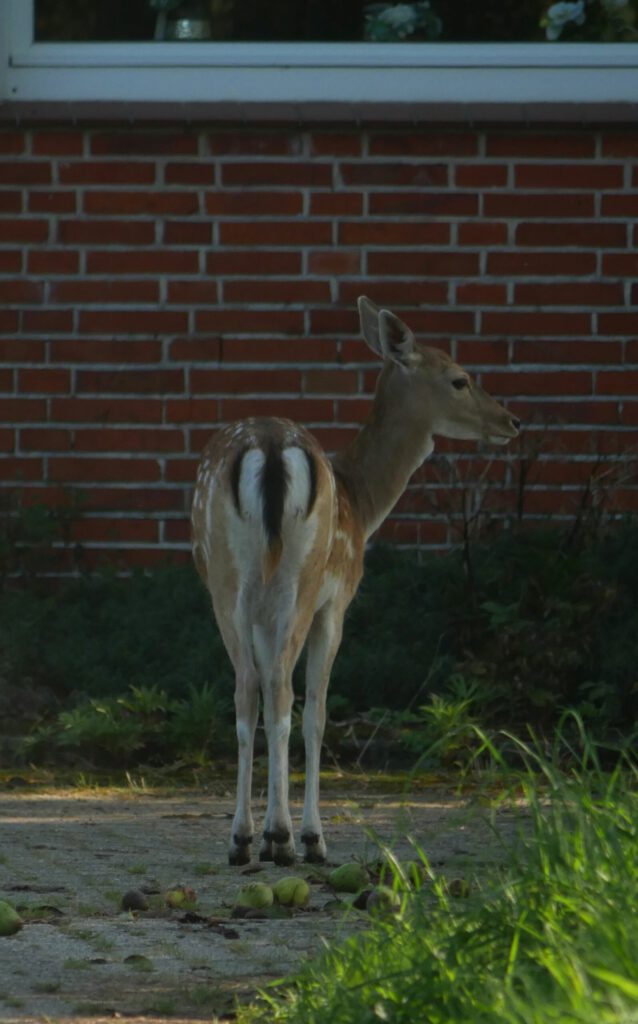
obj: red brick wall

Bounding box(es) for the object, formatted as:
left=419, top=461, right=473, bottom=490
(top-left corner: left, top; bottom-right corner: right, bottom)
left=1, top=124, right=637, bottom=567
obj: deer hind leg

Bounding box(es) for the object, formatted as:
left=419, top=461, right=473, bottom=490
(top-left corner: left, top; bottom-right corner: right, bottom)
left=228, top=659, right=260, bottom=866
left=252, top=615, right=298, bottom=867
left=219, top=578, right=261, bottom=866
left=301, top=602, right=344, bottom=864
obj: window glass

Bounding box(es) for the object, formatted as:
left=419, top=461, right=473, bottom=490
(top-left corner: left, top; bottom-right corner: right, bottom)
left=34, top=0, right=638, bottom=43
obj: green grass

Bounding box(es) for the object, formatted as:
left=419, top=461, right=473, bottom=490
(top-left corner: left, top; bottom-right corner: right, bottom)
left=240, top=724, right=638, bottom=1024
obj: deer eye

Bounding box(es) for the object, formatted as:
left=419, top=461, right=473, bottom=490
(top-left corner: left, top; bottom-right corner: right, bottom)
left=452, top=377, right=469, bottom=391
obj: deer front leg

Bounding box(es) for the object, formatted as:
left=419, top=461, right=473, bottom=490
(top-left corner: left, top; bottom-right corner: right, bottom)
left=229, top=666, right=259, bottom=866
left=259, top=671, right=296, bottom=867
left=301, top=603, right=343, bottom=864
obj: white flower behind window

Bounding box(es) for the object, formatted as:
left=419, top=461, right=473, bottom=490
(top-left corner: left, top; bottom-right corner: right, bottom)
left=363, top=2, right=442, bottom=41
left=543, top=1, right=586, bottom=40
left=379, top=4, right=419, bottom=31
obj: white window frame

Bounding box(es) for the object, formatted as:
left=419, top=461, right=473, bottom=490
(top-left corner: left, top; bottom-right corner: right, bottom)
left=1, top=0, right=638, bottom=111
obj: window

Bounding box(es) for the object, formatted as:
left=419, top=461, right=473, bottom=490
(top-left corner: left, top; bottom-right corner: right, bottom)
left=2, top=0, right=638, bottom=111
left=31, top=0, right=638, bottom=44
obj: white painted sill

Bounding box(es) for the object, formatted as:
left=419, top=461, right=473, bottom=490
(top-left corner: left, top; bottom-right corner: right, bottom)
left=1, top=0, right=638, bottom=115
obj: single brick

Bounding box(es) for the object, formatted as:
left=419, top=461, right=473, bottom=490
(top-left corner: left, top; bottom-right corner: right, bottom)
left=338, top=222, right=450, bottom=245
left=515, top=283, right=624, bottom=306
left=205, top=190, right=303, bottom=215
left=222, top=279, right=331, bottom=304
left=87, top=250, right=199, bottom=274
left=222, top=162, right=332, bottom=187
left=32, top=132, right=84, bottom=155
left=76, top=370, right=184, bottom=393
left=78, top=311, right=188, bottom=335
left=208, top=131, right=298, bottom=155
left=206, top=251, right=301, bottom=275
left=58, top=219, right=155, bottom=245
left=368, top=251, right=480, bottom=276
left=516, top=222, right=627, bottom=248
left=369, top=132, right=477, bottom=156
left=368, top=193, right=478, bottom=216
left=59, top=160, right=156, bottom=184
left=195, top=309, right=304, bottom=334
left=191, top=368, right=301, bottom=393
left=515, top=163, right=623, bottom=189
left=487, top=252, right=597, bottom=275
left=220, top=221, right=332, bottom=246
left=84, top=190, right=199, bottom=215
left=91, top=132, right=199, bottom=156
left=340, top=162, right=448, bottom=187
left=482, top=311, right=592, bottom=336
left=486, top=133, right=595, bottom=158
left=0, top=161, right=51, bottom=184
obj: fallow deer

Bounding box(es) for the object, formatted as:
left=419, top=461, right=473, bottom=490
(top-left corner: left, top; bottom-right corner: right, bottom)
left=191, top=296, right=520, bottom=867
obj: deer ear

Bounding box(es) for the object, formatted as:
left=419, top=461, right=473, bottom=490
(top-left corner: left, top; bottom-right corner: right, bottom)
left=357, top=297, right=416, bottom=367
left=357, top=295, right=383, bottom=356
left=377, top=309, right=416, bottom=367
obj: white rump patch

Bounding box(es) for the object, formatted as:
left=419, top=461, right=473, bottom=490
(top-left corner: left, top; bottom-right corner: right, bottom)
left=237, top=449, right=267, bottom=523
left=201, top=473, right=216, bottom=536
left=282, top=447, right=312, bottom=519
left=227, top=443, right=318, bottom=596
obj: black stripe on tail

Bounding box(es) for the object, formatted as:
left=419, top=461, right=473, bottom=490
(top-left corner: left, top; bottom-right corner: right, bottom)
left=261, top=443, right=289, bottom=547
left=230, top=447, right=248, bottom=518
left=231, top=443, right=317, bottom=549
left=303, top=448, right=318, bottom=517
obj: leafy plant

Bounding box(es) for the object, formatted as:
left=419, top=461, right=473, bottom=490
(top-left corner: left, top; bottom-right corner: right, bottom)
left=363, top=1, right=442, bottom=41
left=541, top=0, right=638, bottom=41
left=56, top=700, right=149, bottom=759
left=2, top=478, right=638, bottom=767
left=25, top=681, right=232, bottom=767
left=0, top=490, right=81, bottom=585
left=239, top=729, right=638, bottom=1024
left=167, top=681, right=232, bottom=762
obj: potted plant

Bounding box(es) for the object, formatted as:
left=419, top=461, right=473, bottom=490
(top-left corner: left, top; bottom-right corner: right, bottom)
left=541, top=0, right=637, bottom=40
left=149, top=0, right=212, bottom=41
left=363, top=2, right=442, bottom=41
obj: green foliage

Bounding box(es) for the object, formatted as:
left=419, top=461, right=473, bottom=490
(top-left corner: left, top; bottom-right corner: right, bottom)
left=239, top=730, right=638, bottom=1024
left=0, top=491, right=79, bottom=583
left=1, top=492, right=637, bottom=765
left=26, top=682, right=231, bottom=766
left=0, top=565, right=231, bottom=702
left=363, top=2, right=442, bottom=42
left=338, top=524, right=638, bottom=755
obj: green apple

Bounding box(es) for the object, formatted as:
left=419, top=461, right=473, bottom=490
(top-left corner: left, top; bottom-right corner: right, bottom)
left=165, top=885, right=197, bottom=911
left=236, top=882, right=274, bottom=909
left=272, top=876, right=310, bottom=908
left=328, top=863, right=368, bottom=893
left=0, top=901, right=23, bottom=936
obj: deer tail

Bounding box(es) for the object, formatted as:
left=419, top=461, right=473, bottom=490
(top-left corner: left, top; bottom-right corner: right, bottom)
left=231, top=441, right=318, bottom=586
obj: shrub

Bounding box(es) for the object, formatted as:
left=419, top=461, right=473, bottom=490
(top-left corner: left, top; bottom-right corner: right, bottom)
left=1, top=512, right=637, bottom=766
left=239, top=730, right=638, bottom=1024
left=25, top=682, right=233, bottom=767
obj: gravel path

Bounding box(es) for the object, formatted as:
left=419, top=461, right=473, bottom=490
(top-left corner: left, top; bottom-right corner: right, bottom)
left=0, top=777, right=521, bottom=1022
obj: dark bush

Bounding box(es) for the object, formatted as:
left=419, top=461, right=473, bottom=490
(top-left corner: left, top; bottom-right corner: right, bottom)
left=1, top=519, right=637, bottom=766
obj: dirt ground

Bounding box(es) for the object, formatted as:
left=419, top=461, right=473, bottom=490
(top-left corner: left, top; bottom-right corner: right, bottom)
left=0, top=774, right=523, bottom=1024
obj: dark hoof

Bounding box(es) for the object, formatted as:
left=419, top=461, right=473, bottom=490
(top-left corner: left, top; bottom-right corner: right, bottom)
left=302, top=832, right=326, bottom=864
left=229, top=834, right=253, bottom=866
left=273, top=849, right=297, bottom=867
left=258, top=848, right=274, bottom=862
left=263, top=828, right=291, bottom=846
left=303, top=847, right=326, bottom=865
left=229, top=848, right=251, bottom=867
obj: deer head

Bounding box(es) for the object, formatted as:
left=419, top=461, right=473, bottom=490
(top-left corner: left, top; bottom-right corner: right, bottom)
left=358, top=295, right=520, bottom=446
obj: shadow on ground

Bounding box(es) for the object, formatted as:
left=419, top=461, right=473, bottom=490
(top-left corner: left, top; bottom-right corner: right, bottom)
left=0, top=774, right=523, bottom=1022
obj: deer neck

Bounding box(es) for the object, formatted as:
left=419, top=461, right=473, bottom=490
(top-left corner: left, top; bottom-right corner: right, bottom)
left=332, top=363, right=435, bottom=540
